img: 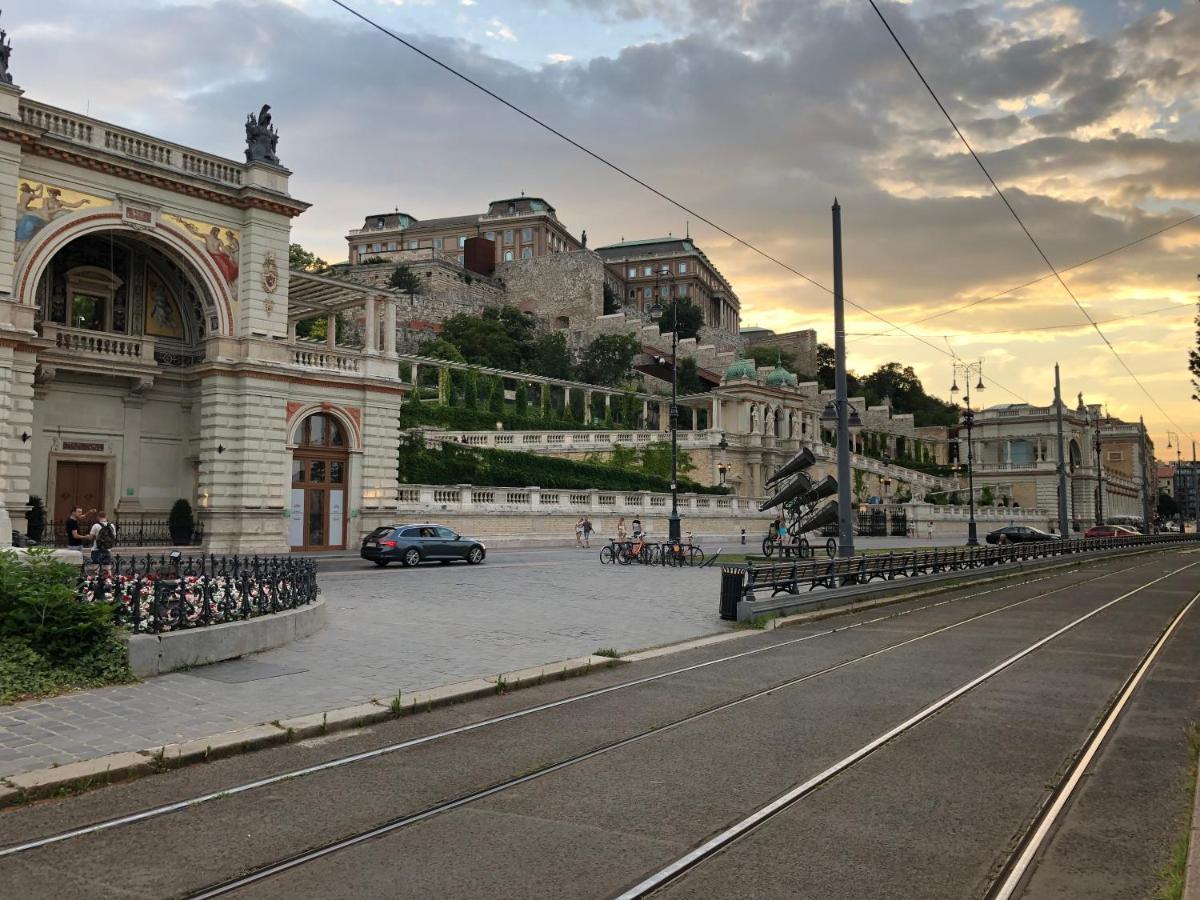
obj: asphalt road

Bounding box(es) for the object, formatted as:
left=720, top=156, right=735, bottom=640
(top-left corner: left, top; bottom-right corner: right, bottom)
left=1, top=548, right=1197, bottom=899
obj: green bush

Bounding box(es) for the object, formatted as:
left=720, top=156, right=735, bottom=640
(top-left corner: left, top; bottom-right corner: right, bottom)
left=0, top=635, right=131, bottom=704
left=397, top=435, right=728, bottom=494
left=400, top=402, right=616, bottom=433
left=0, top=549, right=115, bottom=665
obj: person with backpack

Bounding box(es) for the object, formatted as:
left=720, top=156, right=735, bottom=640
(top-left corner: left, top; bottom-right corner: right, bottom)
left=582, top=517, right=593, bottom=548
left=88, top=511, right=117, bottom=573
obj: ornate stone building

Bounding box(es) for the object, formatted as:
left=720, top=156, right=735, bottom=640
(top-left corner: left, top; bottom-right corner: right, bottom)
left=0, top=64, right=411, bottom=553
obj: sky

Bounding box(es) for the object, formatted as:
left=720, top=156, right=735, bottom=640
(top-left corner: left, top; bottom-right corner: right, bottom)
left=10, top=0, right=1199, bottom=452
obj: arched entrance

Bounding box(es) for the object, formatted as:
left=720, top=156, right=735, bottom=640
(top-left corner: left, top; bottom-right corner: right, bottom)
left=290, top=412, right=350, bottom=551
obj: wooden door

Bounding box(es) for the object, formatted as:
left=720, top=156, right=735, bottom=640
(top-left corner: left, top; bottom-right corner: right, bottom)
left=54, top=461, right=105, bottom=526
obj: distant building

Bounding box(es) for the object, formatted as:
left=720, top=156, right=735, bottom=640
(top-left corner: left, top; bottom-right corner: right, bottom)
left=1174, top=461, right=1199, bottom=520
left=347, top=196, right=584, bottom=270
left=1157, top=464, right=1175, bottom=498
left=594, top=237, right=741, bottom=337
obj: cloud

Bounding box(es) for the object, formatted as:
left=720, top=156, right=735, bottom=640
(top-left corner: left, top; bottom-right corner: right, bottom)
left=484, top=18, right=516, bottom=41
left=5, top=0, right=1197, bottom=441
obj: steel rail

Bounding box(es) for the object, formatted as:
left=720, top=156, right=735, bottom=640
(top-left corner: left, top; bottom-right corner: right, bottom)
left=987, top=588, right=1200, bottom=899
left=613, top=559, right=1200, bottom=899
left=0, top=555, right=1161, bottom=860
left=183, top=561, right=1118, bottom=899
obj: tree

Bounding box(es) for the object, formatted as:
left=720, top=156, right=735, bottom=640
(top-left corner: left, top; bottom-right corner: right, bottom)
left=420, top=339, right=464, bottom=363
left=575, top=334, right=641, bottom=387
left=289, top=243, right=327, bottom=273
left=677, top=356, right=707, bottom=394
left=463, top=370, right=478, bottom=409
left=488, top=377, right=505, bottom=415
left=514, top=382, right=529, bottom=413
left=530, top=331, right=573, bottom=379
left=1191, top=298, right=1200, bottom=403
left=603, top=282, right=620, bottom=315
left=389, top=264, right=422, bottom=294
left=656, top=298, right=704, bottom=340
left=640, top=441, right=695, bottom=479
left=439, top=308, right=527, bottom=371
left=294, top=312, right=351, bottom=344
left=1158, top=492, right=1181, bottom=518
left=747, top=346, right=798, bottom=371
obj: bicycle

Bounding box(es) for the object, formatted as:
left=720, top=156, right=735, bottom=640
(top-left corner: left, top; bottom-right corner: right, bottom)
left=664, top=533, right=705, bottom=567
left=599, top=538, right=624, bottom=565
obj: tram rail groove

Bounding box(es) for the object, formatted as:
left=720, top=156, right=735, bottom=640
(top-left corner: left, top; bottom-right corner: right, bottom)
left=176, top=560, right=1187, bottom=899
left=613, top=559, right=1200, bottom=899
left=0, top=555, right=1148, bottom=861
left=986, top=589, right=1200, bottom=899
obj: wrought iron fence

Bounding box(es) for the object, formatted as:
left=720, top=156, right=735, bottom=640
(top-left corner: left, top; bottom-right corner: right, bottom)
left=79, top=553, right=319, bottom=634
left=44, top=519, right=204, bottom=548
left=721, top=533, right=1199, bottom=615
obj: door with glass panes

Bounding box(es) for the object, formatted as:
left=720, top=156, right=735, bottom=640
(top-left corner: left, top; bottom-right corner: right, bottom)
left=290, top=413, right=349, bottom=551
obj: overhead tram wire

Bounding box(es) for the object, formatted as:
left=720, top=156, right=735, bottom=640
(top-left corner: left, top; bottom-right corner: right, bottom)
left=865, top=0, right=1196, bottom=441
left=325, top=0, right=1029, bottom=403
left=846, top=212, right=1200, bottom=346
left=847, top=303, right=1194, bottom=340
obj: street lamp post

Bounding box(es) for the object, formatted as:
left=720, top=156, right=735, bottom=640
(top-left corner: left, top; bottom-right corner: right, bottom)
left=649, top=268, right=681, bottom=542
left=950, top=360, right=986, bottom=546
left=1167, top=432, right=1183, bottom=533
left=1090, top=406, right=1105, bottom=526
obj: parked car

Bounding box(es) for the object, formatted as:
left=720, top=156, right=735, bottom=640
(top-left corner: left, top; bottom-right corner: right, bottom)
left=360, top=523, right=486, bottom=568
left=1083, top=524, right=1139, bottom=539
left=985, top=525, right=1060, bottom=545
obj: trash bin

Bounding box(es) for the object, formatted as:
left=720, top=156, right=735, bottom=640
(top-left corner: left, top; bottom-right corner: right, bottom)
left=719, top=565, right=745, bottom=621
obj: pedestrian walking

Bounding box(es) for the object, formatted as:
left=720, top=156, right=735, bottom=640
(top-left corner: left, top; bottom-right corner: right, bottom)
left=574, top=517, right=584, bottom=549
left=88, top=511, right=117, bottom=574
left=616, top=516, right=627, bottom=541
left=582, top=517, right=593, bottom=548
left=65, top=505, right=90, bottom=549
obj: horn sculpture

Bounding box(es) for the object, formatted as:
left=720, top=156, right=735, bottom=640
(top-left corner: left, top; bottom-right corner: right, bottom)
left=796, top=474, right=838, bottom=508
left=794, top=499, right=839, bottom=534
left=758, top=471, right=814, bottom=511
left=764, top=447, right=816, bottom=487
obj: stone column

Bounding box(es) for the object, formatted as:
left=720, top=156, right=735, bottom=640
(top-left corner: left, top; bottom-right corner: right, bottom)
left=383, top=298, right=398, bottom=357
left=1004, top=439, right=1012, bottom=468
left=325, top=312, right=337, bottom=349
left=409, top=362, right=418, bottom=385
left=287, top=319, right=297, bottom=342
left=363, top=295, right=378, bottom=354
left=642, top=399, right=649, bottom=430
left=659, top=401, right=669, bottom=433
left=117, top=393, right=145, bottom=515
left=0, top=348, right=35, bottom=547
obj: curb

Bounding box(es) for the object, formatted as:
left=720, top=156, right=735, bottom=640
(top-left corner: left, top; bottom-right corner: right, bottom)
left=1183, top=751, right=1200, bottom=900
left=0, top=654, right=618, bottom=808
left=0, top=545, right=1185, bottom=809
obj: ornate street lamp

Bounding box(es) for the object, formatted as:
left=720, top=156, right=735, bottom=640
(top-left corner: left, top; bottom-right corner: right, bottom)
left=951, top=360, right=986, bottom=545
left=648, top=266, right=681, bottom=541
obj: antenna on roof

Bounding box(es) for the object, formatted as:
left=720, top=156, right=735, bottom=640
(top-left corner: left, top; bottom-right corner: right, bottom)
left=686, top=220, right=690, bottom=238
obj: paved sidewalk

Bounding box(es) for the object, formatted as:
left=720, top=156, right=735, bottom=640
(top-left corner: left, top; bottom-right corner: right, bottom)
left=0, top=554, right=725, bottom=778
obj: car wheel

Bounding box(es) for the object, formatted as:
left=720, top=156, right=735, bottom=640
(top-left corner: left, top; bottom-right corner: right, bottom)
left=402, top=548, right=421, bottom=567
left=373, top=560, right=389, bottom=568
left=467, top=546, right=484, bottom=565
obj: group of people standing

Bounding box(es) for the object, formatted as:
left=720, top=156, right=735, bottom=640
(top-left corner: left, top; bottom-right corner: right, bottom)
left=575, top=516, right=647, bottom=548
left=64, top=506, right=118, bottom=570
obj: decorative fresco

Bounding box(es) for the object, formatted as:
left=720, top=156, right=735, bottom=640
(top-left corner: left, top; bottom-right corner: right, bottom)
left=16, top=181, right=110, bottom=250
left=165, top=213, right=240, bottom=300
left=143, top=265, right=185, bottom=339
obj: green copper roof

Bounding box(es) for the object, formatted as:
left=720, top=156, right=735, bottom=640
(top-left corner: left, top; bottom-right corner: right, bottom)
left=725, top=357, right=757, bottom=381
left=766, top=364, right=796, bottom=388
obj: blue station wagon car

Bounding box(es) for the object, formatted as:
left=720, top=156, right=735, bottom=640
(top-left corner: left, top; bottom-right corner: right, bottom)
left=361, top=523, right=486, bottom=568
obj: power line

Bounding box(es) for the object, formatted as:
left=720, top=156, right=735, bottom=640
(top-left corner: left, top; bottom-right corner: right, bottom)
left=846, top=303, right=1193, bottom=339
left=326, top=0, right=1031, bottom=402
left=866, top=0, right=1196, bottom=442
left=848, top=213, right=1200, bottom=346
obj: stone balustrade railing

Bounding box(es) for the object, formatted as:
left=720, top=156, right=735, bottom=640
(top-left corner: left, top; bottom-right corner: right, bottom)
left=391, top=484, right=755, bottom=517
left=904, top=502, right=1049, bottom=522
left=40, top=323, right=155, bottom=361
left=21, top=99, right=245, bottom=188
left=290, top=346, right=362, bottom=373
left=438, top=429, right=719, bottom=452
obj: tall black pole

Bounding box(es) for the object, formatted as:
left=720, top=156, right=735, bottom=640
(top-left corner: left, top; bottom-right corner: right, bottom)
left=833, top=199, right=854, bottom=558
left=1140, top=416, right=1151, bottom=533
left=1093, top=411, right=1104, bottom=526
left=964, top=398, right=978, bottom=545
left=668, top=288, right=681, bottom=542
left=1193, top=441, right=1198, bottom=535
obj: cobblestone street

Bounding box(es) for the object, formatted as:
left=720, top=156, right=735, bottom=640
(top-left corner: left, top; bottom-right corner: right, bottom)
left=0, top=550, right=725, bottom=778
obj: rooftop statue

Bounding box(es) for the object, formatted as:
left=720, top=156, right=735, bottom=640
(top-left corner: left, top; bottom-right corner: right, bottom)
left=245, top=104, right=280, bottom=165
left=0, top=12, right=14, bottom=86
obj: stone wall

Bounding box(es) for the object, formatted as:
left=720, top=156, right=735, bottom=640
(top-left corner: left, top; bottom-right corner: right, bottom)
left=743, top=328, right=817, bottom=375
left=494, top=249, right=605, bottom=332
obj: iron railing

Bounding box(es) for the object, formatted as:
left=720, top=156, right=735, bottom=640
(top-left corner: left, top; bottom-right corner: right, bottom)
left=722, top=533, right=1199, bottom=612
left=45, top=519, right=204, bottom=548
left=80, top=554, right=319, bottom=634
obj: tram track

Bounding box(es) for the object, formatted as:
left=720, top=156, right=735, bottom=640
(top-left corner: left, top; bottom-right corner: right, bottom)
left=0, top=555, right=1130, bottom=861
left=614, top=560, right=1199, bottom=899
left=175, top=558, right=1195, bottom=899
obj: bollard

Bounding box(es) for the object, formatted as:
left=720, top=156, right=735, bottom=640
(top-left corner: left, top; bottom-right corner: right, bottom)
left=740, top=528, right=746, bottom=545
left=719, top=566, right=745, bottom=620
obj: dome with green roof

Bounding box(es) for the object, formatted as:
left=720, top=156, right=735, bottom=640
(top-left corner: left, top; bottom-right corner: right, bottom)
left=724, top=356, right=757, bottom=382
left=766, top=364, right=797, bottom=388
